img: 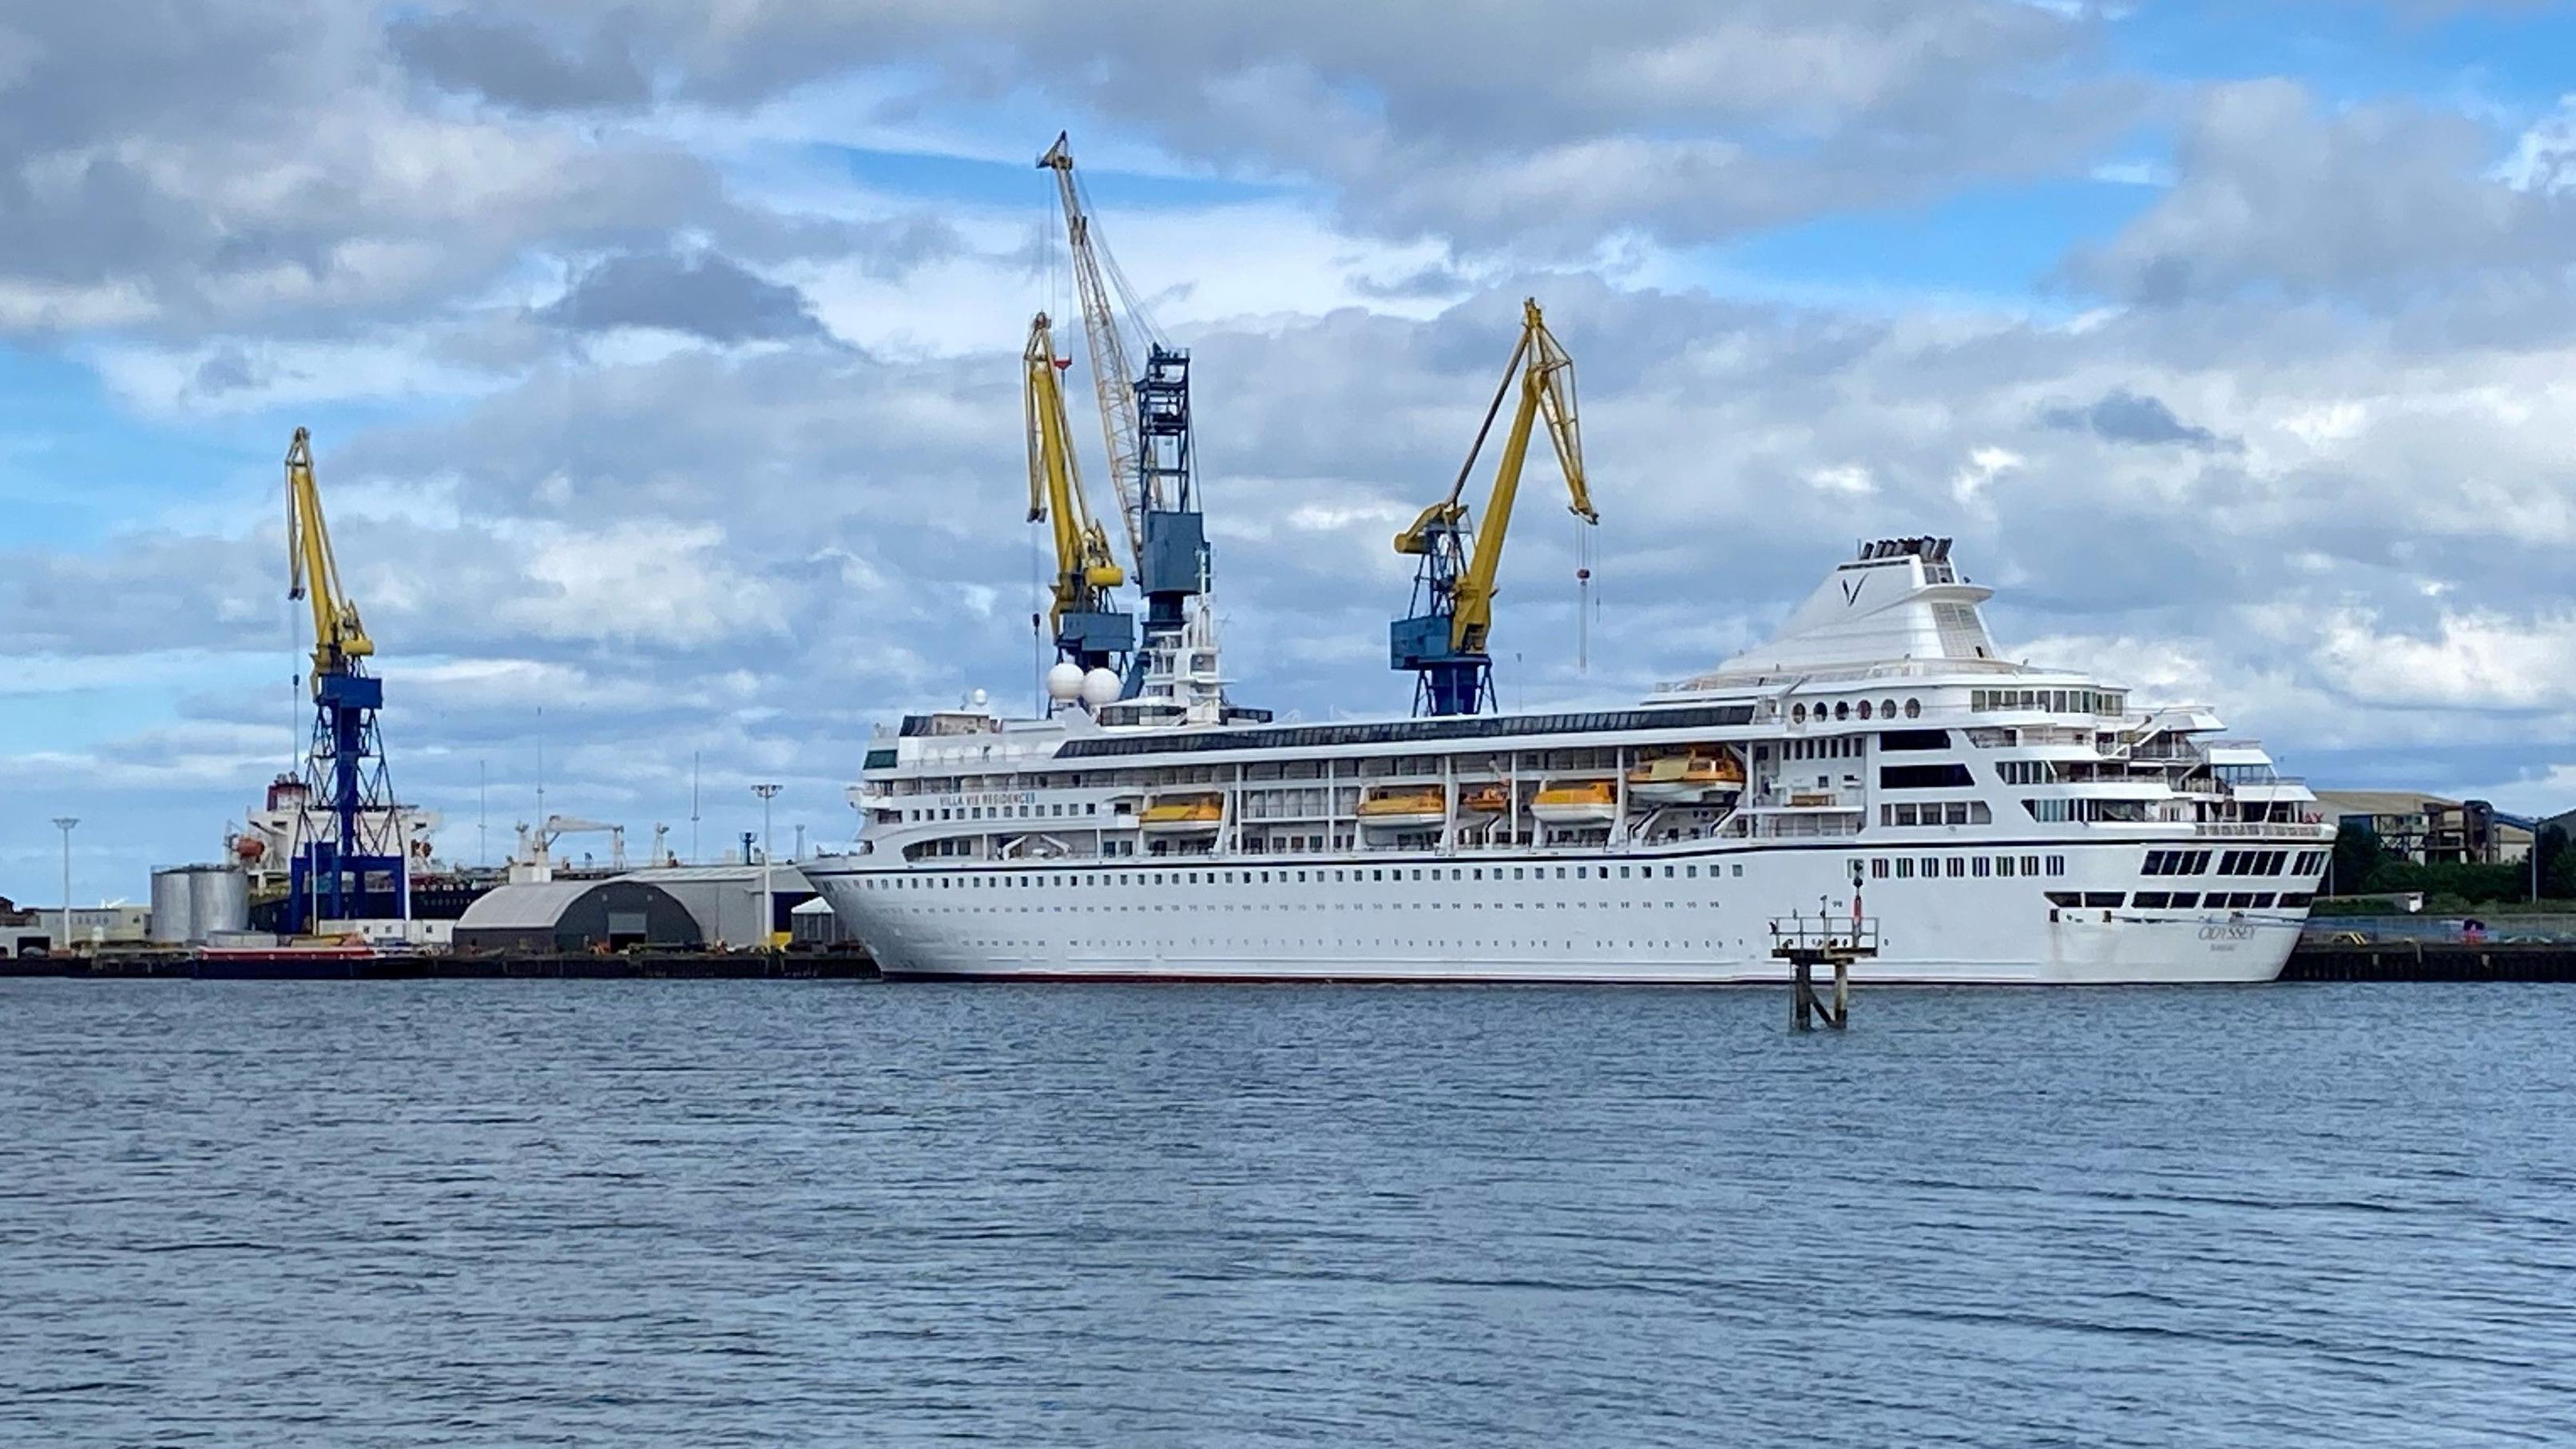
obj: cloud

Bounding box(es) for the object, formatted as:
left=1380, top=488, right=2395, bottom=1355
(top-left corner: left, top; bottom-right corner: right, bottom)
left=2063, top=79, right=2576, bottom=306
left=2038, top=388, right=2237, bottom=451
left=343, top=0, right=2143, bottom=256
left=538, top=249, right=825, bottom=342
left=387, top=12, right=652, bottom=112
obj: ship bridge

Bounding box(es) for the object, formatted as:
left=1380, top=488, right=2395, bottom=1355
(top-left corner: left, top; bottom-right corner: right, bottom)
left=1661, top=537, right=2021, bottom=695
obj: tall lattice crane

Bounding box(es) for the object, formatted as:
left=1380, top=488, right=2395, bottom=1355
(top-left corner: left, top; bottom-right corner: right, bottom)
left=1038, top=132, right=1208, bottom=680
left=1025, top=311, right=1134, bottom=674
left=1390, top=298, right=1598, bottom=717
left=284, top=427, right=408, bottom=931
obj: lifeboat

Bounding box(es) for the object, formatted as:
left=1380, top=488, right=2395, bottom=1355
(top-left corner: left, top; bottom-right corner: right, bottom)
left=1357, top=786, right=1448, bottom=830
left=1628, top=751, right=1745, bottom=804
left=1460, top=784, right=1510, bottom=814
left=1530, top=779, right=1617, bottom=826
left=1140, top=795, right=1223, bottom=832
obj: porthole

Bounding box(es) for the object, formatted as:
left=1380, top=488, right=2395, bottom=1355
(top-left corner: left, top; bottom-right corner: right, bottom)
left=1834, top=701, right=1850, bottom=721
left=1904, top=698, right=1922, bottom=719
left=1881, top=699, right=1897, bottom=718
left=1792, top=703, right=1808, bottom=724
left=1857, top=701, right=1872, bottom=721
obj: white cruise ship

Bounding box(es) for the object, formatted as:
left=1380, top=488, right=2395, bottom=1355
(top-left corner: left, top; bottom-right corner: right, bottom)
left=809, top=538, right=2330, bottom=983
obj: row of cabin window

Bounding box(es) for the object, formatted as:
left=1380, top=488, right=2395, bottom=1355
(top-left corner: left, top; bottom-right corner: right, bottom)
left=907, top=802, right=1101, bottom=823
left=1781, top=736, right=1865, bottom=760
left=1790, top=699, right=1921, bottom=725
left=1878, top=802, right=1995, bottom=827
left=2039, top=889, right=2313, bottom=909
left=868, top=861, right=1757, bottom=890
left=1868, top=854, right=2066, bottom=880
left=1996, top=760, right=2058, bottom=785
left=2145, top=848, right=2307, bottom=876
left=1972, top=688, right=2126, bottom=715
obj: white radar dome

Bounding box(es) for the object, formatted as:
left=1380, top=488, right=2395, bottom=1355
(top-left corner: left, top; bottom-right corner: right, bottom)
left=1045, top=661, right=1086, bottom=702
left=1080, top=668, right=1123, bottom=709
left=970, top=687, right=989, bottom=709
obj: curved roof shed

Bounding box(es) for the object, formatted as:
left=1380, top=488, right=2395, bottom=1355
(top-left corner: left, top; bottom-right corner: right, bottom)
left=453, top=879, right=704, bottom=955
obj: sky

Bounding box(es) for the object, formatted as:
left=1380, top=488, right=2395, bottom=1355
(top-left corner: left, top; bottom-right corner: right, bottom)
left=7, top=0, right=2576, bottom=907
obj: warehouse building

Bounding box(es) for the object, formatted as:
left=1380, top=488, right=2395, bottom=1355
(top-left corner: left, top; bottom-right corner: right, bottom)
left=617, top=865, right=812, bottom=949
left=449, top=865, right=812, bottom=955
left=2314, top=791, right=2531, bottom=864
left=451, top=879, right=704, bottom=955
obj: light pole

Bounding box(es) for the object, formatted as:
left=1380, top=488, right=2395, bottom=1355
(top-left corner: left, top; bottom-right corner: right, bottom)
left=752, top=784, right=781, bottom=949
left=51, top=817, right=77, bottom=954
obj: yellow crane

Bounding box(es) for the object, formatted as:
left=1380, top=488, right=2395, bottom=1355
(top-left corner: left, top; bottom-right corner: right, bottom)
left=1024, top=312, right=1134, bottom=674
left=285, top=426, right=372, bottom=687
left=1390, top=297, right=1598, bottom=716
left=280, top=427, right=405, bottom=931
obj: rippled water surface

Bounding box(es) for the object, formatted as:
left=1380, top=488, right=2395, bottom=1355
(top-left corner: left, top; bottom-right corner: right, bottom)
left=5, top=980, right=2573, bottom=1446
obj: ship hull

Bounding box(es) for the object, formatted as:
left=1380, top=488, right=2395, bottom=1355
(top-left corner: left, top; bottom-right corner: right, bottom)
left=807, top=839, right=2304, bottom=987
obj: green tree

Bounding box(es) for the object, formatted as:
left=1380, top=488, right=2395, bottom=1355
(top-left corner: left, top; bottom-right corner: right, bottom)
left=2328, top=820, right=2383, bottom=897
left=2540, top=824, right=2574, bottom=900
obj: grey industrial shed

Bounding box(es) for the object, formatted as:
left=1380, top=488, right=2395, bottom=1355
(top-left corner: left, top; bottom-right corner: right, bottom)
left=617, top=864, right=812, bottom=947
left=451, top=879, right=704, bottom=954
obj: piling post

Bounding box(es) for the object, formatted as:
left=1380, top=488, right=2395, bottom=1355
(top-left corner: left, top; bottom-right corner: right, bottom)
left=1772, top=907, right=1875, bottom=1034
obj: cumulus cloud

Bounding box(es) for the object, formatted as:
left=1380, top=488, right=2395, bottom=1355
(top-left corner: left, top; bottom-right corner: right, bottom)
left=350, top=0, right=2142, bottom=256
left=387, top=11, right=652, bottom=112
left=538, top=249, right=826, bottom=342
left=2064, top=79, right=2576, bottom=306
left=2039, top=389, right=2237, bottom=451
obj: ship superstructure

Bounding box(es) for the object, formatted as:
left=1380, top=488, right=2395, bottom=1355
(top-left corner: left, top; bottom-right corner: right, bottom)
left=809, top=538, right=2329, bottom=983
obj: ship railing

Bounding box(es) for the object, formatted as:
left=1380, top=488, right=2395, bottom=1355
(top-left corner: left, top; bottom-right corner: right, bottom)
left=1744, top=814, right=1863, bottom=840
left=1768, top=914, right=1880, bottom=952
left=2195, top=820, right=2326, bottom=838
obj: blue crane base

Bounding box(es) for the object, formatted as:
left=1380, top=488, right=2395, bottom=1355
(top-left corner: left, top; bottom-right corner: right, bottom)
left=1390, top=613, right=1494, bottom=717
left=286, top=847, right=408, bottom=934
left=284, top=669, right=405, bottom=935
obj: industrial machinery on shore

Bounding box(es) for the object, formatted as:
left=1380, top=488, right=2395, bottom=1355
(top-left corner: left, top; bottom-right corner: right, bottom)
left=1390, top=297, right=1598, bottom=717
left=281, top=427, right=411, bottom=931
left=1024, top=310, right=1133, bottom=692
left=1037, top=133, right=1265, bottom=728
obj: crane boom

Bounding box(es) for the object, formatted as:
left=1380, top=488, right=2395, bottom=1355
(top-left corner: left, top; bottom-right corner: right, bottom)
left=285, top=427, right=374, bottom=691
left=1390, top=298, right=1597, bottom=716
left=1038, top=132, right=1145, bottom=562
left=1025, top=312, right=1133, bottom=673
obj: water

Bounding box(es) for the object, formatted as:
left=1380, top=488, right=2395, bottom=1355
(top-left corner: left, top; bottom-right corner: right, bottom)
left=5, top=980, right=2573, bottom=1447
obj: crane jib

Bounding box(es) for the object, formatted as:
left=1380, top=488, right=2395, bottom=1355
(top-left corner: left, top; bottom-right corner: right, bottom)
left=1389, top=298, right=1598, bottom=718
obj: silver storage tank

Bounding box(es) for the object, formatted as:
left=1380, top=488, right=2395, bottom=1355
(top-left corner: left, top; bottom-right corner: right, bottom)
left=149, top=867, right=197, bottom=944
left=149, top=864, right=251, bottom=944
left=189, top=867, right=250, bottom=938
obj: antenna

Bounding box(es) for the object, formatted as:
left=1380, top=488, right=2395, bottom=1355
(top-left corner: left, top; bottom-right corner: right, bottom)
left=478, top=758, right=487, bottom=868
left=691, top=750, right=701, bottom=864
left=534, top=705, right=546, bottom=825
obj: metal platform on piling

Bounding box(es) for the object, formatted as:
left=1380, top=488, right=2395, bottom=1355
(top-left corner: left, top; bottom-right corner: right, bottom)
left=1770, top=913, right=1878, bottom=1030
